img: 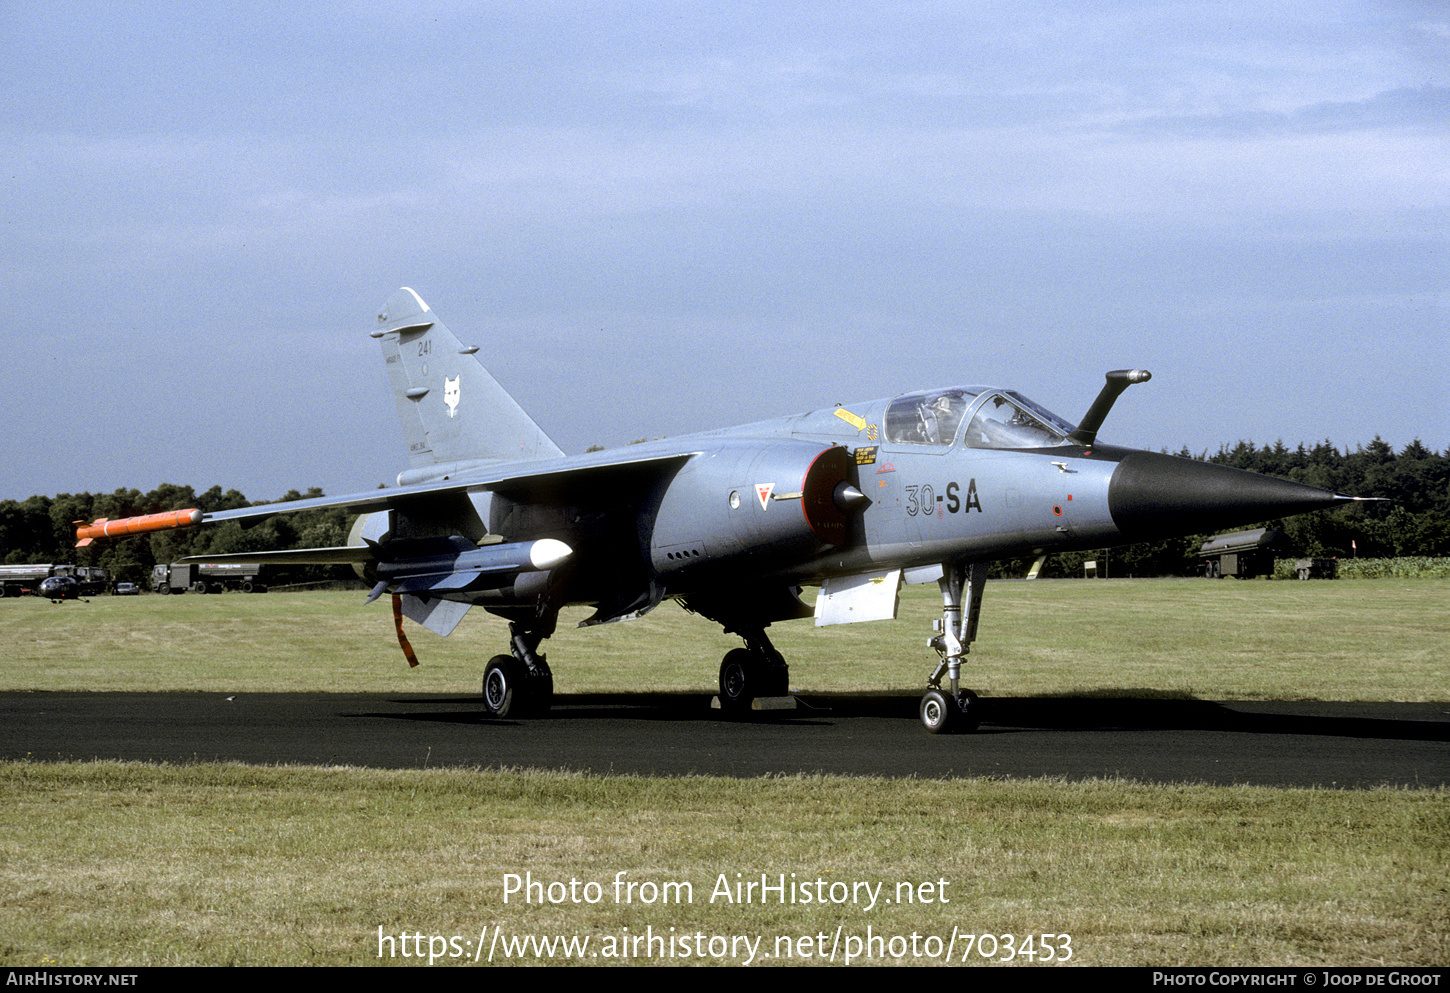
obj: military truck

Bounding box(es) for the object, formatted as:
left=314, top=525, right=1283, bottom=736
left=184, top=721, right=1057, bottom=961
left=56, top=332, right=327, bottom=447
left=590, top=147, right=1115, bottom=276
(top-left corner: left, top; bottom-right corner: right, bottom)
left=1292, top=557, right=1338, bottom=580
left=152, top=562, right=267, bottom=594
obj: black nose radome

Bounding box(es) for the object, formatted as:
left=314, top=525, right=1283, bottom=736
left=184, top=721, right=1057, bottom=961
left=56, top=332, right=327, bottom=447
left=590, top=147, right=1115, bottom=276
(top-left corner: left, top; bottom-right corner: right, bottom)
left=1108, top=450, right=1352, bottom=541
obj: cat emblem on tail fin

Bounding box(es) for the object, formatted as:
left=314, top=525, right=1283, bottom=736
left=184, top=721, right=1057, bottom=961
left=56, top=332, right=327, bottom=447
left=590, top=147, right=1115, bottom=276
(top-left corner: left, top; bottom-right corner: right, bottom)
left=444, top=376, right=460, bottom=418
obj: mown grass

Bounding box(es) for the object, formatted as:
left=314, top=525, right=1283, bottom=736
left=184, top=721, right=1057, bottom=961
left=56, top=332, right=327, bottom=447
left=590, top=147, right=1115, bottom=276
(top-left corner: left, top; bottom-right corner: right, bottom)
left=1, top=762, right=1445, bottom=967
left=2, top=579, right=1445, bottom=700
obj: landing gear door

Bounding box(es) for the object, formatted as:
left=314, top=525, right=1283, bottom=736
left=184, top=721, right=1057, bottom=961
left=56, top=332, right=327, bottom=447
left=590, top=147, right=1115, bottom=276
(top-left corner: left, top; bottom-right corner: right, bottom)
left=814, top=569, right=902, bottom=626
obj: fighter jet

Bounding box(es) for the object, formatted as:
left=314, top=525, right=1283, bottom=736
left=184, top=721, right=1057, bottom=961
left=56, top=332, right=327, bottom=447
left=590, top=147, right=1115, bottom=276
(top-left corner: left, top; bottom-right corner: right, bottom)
left=76, top=288, right=1368, bottom=732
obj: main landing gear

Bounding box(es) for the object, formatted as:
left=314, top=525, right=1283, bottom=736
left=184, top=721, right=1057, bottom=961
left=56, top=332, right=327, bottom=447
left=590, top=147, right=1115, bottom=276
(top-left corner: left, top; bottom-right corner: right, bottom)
left=679, top=590, right=803, bottom=716
left=716, top=627, right=791, bottom=714
left=920, top=561, right=987, bottom=734
left=481, top=619, right=555, bottom=718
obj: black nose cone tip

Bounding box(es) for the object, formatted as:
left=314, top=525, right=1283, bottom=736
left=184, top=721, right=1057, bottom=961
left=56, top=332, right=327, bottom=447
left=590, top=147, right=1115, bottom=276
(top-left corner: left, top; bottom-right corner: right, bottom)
left=1107, top=450, right=1352, bottom=540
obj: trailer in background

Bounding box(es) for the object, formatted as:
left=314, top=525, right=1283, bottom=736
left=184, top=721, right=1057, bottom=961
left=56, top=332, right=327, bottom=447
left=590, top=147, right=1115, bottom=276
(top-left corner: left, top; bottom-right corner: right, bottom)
left=1, top=563, right=108, bottom=597
left=152, top=562, right=267, bottom=594
left=1198, top=528, right=1293, bottom=579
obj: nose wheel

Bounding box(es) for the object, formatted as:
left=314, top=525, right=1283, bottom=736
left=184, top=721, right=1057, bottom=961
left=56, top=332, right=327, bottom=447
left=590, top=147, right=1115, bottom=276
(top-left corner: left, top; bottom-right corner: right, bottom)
left=920, top=687, right=979, bottom=734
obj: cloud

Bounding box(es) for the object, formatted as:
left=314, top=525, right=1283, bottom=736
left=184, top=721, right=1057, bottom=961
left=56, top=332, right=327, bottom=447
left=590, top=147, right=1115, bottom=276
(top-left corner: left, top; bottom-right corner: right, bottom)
left=1, top=2, right=1445, bottom=501
left=1116, top=84, right=1450, bottom=138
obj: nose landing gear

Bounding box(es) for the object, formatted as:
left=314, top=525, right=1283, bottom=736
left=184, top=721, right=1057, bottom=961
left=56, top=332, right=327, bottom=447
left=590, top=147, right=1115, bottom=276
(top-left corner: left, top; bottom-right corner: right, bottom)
left=921, top=560, right=987, bottom=734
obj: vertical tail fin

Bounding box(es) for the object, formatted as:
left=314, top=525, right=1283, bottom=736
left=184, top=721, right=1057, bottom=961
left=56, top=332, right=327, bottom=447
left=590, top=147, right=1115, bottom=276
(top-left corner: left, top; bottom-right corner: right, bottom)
left=373, top=288, right=564, bottom=481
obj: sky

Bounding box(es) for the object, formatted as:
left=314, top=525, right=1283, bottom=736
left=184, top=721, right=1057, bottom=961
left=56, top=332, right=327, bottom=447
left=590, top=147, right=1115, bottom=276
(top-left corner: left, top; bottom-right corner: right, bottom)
left=4, top=1, right=1446, bottom=503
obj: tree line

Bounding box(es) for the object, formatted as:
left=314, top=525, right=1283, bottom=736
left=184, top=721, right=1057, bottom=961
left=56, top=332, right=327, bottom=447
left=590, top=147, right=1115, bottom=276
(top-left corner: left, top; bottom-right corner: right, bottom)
left=3, top=437, right=1446, bottom=586
left=0, top=484, right=354, bottom=588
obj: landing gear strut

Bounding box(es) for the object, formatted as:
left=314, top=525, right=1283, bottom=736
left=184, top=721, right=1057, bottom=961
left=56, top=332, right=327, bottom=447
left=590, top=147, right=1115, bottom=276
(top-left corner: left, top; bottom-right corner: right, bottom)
left=481, top=618, right=555, bottom=718
left=921, top=560, right=986, bottom=734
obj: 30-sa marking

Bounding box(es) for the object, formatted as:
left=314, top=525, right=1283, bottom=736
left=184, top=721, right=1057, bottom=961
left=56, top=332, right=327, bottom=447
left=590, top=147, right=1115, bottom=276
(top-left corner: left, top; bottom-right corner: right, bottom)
left=905, top=480, right=982, bottom=517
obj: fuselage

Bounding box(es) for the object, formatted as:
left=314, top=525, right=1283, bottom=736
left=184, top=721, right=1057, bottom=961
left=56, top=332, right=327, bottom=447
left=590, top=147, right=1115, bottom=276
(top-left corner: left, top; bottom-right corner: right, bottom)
left=640, top=385, right=1111, bottom=586
left=443, top=383, right=1345, bottom=613
left=38, top=576, right=81, bottom=601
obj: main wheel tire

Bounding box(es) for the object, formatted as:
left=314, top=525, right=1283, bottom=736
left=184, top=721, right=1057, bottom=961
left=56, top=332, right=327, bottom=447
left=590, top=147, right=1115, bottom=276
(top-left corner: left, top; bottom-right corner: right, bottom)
left=719, top=648, right=771, bottom=714
left=920, top=688, right=956, bottom=734
left=482, top=654, right=527, bottom=718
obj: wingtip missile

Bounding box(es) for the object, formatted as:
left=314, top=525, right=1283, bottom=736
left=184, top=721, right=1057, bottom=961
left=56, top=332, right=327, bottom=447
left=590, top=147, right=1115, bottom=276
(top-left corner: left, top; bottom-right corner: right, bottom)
left=75, top=509, right=203, bottom=547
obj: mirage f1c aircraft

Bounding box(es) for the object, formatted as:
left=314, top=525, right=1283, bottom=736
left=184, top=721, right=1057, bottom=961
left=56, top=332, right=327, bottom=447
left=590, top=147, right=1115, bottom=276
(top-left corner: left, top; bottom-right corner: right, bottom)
left=77, top=288, right=1368, bottom=733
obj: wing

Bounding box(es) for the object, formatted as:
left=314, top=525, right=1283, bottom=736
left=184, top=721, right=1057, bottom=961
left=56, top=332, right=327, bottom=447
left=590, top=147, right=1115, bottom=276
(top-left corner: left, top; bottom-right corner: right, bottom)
left=194, top=448, right=699, bottom=529
left=81, top=448, right=698, bottom=549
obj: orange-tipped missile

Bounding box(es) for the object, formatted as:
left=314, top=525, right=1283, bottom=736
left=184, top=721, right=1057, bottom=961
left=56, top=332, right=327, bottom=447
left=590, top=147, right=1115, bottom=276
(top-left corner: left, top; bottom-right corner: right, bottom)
left=75, top=509, right=203, bottom=547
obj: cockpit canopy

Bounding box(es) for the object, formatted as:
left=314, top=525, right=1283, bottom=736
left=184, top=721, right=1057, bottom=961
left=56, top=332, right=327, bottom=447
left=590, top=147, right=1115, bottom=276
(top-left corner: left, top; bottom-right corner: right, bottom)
left=885, top=388, right=1078, bottom=450
left=884, top=388, right=977, bottom=445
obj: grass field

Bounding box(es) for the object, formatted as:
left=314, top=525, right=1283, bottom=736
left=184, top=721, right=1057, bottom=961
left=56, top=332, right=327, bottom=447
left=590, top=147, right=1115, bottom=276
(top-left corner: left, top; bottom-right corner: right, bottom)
left=2, top=579, right=1446, bottom=967
left=2, top=578, right=1444, bottom=699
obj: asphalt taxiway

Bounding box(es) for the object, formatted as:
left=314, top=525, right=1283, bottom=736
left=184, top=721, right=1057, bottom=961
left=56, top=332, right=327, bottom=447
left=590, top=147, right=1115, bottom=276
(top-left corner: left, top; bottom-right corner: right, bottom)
left=2, top=691, right=1445, bottom=787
